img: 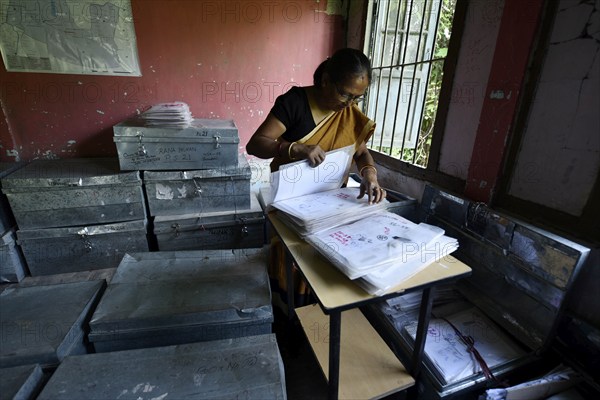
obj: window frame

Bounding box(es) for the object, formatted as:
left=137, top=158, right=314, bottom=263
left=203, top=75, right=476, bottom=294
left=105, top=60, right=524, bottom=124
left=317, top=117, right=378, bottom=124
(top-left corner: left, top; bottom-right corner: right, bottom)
left=363, top=0, right=468, bottom=192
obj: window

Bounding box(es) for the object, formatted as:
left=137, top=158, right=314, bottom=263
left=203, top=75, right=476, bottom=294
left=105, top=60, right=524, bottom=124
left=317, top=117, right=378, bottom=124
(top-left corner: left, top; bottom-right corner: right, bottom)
left=363, top=0, right=458, bottom=168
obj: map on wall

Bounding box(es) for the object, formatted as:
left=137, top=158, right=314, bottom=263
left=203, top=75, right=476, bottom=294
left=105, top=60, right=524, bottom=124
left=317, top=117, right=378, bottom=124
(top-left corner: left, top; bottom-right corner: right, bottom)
left=0, top=0, right=141, bottom=76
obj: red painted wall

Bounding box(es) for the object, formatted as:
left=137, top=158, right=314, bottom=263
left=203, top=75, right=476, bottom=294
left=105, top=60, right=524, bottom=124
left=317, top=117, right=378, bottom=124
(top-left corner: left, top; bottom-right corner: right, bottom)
left=0, top=0, right=344, bottom=162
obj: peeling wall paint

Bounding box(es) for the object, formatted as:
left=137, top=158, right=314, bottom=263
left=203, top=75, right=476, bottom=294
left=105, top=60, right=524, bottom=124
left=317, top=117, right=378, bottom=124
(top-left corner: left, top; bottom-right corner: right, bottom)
left=508, top=0, right=600, bottom=216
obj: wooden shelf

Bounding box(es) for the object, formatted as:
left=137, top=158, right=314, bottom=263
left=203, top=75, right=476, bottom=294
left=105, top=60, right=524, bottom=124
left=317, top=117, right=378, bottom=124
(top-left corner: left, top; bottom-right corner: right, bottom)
left=296, top=304, right=415, bottom=400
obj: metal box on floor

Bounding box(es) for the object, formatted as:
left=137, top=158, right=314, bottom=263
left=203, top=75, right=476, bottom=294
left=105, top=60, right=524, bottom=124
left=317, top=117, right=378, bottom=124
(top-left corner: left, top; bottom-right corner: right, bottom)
left=88, top=248, right=273, bottom=352
left=0, top=364, right=45, bottom=400
left=0, top=158, right=145, bottom=229
left=0, top=280, right=106, bottom=368
left=0, top=228, right=28, bottom=282
left=366, top=184, right=591, bottom=399
left=113, top=118, right=240, bottom=170
left=37, top=334, right=286, bottom=400
left=0, top=162, right=24, bottom=234
left=17, top=219, right=148, bottom=276
left=144, top=155, right=251, bottom=216
left=153, top=192, right=265, bottom=251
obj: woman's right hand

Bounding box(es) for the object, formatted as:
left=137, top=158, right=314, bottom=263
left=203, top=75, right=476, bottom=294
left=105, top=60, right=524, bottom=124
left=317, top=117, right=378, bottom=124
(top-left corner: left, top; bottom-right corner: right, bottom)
left=292, top=143, right=326, bottom=167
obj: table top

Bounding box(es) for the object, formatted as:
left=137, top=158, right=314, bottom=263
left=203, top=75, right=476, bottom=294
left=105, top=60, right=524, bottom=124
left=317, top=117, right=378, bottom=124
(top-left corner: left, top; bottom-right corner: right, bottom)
left=268, top=212, right=472, bottom=311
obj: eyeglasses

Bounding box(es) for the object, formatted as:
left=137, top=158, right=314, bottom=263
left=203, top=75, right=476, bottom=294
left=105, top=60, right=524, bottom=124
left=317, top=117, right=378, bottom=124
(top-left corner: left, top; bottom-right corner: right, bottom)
left=334, top=82, right=366, bottom=103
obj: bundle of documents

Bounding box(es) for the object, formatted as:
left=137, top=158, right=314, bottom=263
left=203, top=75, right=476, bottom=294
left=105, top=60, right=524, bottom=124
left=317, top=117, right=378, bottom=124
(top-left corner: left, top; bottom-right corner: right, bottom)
left=305, top=211, right=459, bottom=293
left=266, top=145, right=390, bottom=236
left=272, top=187, right=389, bottom=237
left=482, top=364, right=581, bottom=400
left=140, top=102, right=193, bottom=128
left=382, top=287, right=466, bottom=335
left=385, top=285, right=462, bottom=313
left=402, top=307, right=526, bottom=386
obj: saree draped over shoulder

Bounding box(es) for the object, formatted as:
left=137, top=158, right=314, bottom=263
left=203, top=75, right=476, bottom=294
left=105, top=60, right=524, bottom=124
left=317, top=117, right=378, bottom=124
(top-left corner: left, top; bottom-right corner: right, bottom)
left=268, top=103, right=375, bottom=310
left=270, top=103, right=375, bottom=172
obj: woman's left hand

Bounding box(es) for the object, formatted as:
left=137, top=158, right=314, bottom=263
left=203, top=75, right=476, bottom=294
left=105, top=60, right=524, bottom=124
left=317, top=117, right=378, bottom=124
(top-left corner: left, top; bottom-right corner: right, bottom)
left=357, top=169, right=386, bottom=204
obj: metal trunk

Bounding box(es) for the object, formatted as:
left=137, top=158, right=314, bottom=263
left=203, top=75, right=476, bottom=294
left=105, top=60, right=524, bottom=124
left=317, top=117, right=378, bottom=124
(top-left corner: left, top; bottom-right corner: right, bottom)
left=1, top=158, right=145, bottom=229
left=153, top=192, right=265, bottom=251
left=0, top=228, right=28, bottom=282
left=88, top=248, right=273, bottom=352
left=144, top=155, right=251, bottom=216
left=113, top=118, right=240, bottom=170
left=37, top=334, right=286, bottom=400
left=17, top=219, right=149, bottom=276
left=0, top=280, right=106, bottom=368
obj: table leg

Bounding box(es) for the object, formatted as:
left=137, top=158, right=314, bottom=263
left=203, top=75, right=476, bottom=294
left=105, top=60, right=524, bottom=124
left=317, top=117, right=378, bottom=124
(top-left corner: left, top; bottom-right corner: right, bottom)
left=284, top=250, right=295, bottom=321
left=328, top=311, right=341, bottom=400
left=411, top=287, right=435, bottom=379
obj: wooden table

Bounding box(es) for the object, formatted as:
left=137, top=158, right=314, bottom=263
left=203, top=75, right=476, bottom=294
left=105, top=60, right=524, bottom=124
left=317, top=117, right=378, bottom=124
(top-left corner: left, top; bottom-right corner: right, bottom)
left=268, top=212, right=472, bottom=400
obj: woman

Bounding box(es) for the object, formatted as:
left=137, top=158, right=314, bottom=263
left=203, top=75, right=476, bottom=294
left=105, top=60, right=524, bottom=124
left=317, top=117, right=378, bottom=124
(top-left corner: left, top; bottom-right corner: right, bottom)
left=247, top=48, right=386, bottom=308
left=246, top=47, right=386, bottom=204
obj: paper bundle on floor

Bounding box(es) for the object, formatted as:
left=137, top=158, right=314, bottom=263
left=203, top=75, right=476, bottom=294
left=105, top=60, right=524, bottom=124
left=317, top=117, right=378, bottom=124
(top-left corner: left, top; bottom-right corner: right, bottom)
left=305, top=212, right=457, bottom=289
left=402, top=307, right=526, bottom=386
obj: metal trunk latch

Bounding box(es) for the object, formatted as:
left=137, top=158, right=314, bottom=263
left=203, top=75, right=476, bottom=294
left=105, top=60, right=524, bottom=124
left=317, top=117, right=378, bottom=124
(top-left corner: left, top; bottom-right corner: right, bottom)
left=79, top=233, right=93, bottom=252
left=136, top=131, right=147, bottom=156
left=239, top=217, right=249, bottom=237
left=171, top=223, right=181, bottom=237
left=192, top=178, right=202, bottom=197
left=213, top=134, right=221, bottom=149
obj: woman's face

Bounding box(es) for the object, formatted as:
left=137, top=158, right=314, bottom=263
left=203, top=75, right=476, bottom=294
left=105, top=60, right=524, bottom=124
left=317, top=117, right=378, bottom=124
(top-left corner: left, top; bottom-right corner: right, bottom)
left=322, top=72, right=370, bottom=112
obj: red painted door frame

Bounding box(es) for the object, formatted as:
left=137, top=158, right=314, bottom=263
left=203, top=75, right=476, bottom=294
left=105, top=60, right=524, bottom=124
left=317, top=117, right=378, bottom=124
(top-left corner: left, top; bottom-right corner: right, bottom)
left=465, top=0, right=545, bottom=203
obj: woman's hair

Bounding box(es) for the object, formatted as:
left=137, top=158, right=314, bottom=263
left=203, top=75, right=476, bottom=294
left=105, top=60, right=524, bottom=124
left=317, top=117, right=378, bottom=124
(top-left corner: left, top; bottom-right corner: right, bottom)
left=313, top=48, right=372, bottom=86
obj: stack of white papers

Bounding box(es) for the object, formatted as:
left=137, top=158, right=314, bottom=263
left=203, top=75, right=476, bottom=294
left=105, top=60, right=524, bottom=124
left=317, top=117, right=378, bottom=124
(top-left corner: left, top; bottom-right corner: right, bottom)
left=272, top=187, right=389, bottom=237
left=402, top=307, right=525, bottom=386
left=140, top=102, right=193, bottom=128
left=484, top=364, right=581, bottom=400
left=305, top=211, right=458, bottom=293
left=266, top=145, right=391, bottom=236
left=357, top=233, right=459, bottom=295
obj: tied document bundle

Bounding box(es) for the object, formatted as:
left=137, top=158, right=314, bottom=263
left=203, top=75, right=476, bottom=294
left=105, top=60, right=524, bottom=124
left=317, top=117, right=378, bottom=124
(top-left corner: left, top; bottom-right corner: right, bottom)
left=403, top=307, right=526, bottom=386
left=263, top=146, right=459, bottom=295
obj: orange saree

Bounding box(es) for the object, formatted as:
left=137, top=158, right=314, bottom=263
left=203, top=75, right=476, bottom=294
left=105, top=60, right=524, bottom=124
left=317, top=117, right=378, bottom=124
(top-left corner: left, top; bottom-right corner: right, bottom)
left=269, top=103, right=375, bottom=172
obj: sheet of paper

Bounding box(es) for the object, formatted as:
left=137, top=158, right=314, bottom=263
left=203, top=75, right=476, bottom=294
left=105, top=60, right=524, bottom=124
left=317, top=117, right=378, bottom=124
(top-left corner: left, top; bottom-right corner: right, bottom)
left=270, top=145, right=354, bottom=203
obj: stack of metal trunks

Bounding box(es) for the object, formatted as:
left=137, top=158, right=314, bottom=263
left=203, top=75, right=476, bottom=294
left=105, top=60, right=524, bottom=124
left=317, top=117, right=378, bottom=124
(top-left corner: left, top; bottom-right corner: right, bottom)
left=113, top=116, right=265, bottom=251
left=0, top=162, right=28, bottom=282
left=0, top=158, right=149, bottom=276
left=0, top=117, right=282, bottom=398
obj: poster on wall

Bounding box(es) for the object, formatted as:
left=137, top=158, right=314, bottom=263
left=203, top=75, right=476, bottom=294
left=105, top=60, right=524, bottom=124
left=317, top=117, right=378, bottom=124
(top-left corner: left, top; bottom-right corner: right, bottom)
left=0, top=0, right=141, bottom=76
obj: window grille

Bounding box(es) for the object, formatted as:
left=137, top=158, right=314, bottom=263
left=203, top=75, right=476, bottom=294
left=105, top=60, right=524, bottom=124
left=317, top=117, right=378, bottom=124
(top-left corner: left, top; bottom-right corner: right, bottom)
left=363, top=0, right=457, bottom=167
